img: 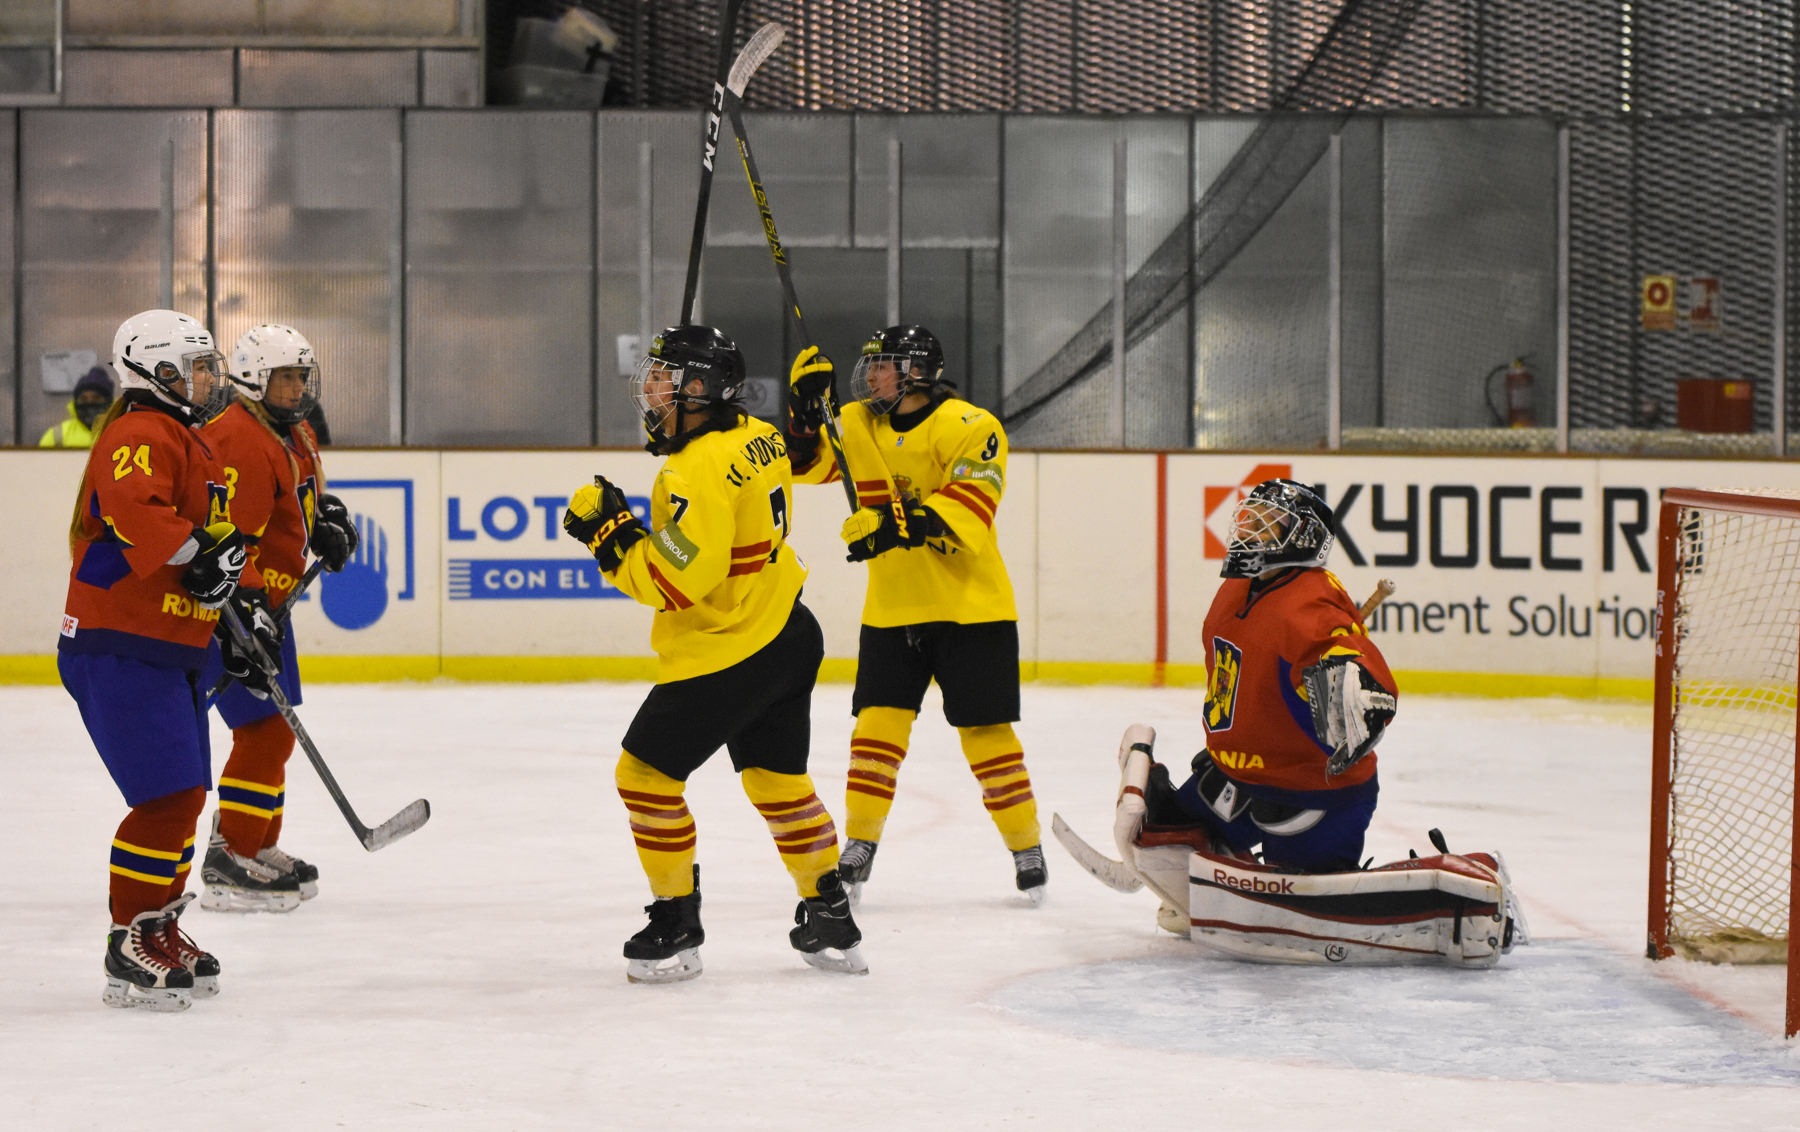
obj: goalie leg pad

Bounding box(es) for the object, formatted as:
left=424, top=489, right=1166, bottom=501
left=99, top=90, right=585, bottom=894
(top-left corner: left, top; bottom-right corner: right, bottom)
left=1185, top=848, right=1512, bottom=968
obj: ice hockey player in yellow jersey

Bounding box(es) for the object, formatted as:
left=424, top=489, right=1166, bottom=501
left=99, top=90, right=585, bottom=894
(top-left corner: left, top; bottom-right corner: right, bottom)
left=787, top=324, right=1045, bottom=906
left=562, top=324, right=865, bottom=983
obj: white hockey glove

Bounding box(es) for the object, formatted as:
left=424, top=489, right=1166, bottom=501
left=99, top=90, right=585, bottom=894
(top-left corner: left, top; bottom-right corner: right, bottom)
left=1301, top=655, right=1396, bottom=776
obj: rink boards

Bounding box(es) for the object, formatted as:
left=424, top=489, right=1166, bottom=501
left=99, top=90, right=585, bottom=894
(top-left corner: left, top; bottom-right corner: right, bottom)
left=7, top=447, right=1797, bottom=695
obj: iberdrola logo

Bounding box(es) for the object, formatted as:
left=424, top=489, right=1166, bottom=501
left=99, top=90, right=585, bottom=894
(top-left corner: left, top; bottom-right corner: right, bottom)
left=1201, top=462, right=1293, bottom=559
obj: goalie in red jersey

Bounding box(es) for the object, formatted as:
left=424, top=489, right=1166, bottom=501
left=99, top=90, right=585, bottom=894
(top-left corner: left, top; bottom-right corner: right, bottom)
left=1147, top=478, right=1395, bottom=873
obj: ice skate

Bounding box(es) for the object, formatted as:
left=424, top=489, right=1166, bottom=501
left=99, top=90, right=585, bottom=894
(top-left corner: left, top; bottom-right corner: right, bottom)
left=255, top=843, right=320, bottom=901
left=1012, top=844, right=1048, bottom=906
left=836, top=838, right=878, bottom=906
left=103, top=906, right=194, bottom=1012
left=152, top=892, right=220, bottom=998
left=790, top=871, right=869, bottom=975
left=624, top=867, right=704, bottom=984
left=200, top=817, right=302, bottom=913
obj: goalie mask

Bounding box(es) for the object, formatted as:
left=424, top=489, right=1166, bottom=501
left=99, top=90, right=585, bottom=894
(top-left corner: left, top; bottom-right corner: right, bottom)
left=851, top=324, right=945, bottom=415
left=633, top=324, right=744, bottom=453
left=1221, top=478, right=1335, bottom=579
left=112, top=309, right=224, bottom=422
left=229, top=323, right=321, bottom=425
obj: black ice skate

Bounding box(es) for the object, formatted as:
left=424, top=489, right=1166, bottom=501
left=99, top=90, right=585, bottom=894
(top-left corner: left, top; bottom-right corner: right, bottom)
left=152, top=893, right=220, bottom=998
left=255, top=843, right=320, bottom=901
left=836, top=838, right=878, bottom=906
left=623, top=866, right=704, bottom=984
left=789, top=871, right=869, bottom=975
left=200, top=815, right=302, bottom=914
left=103, top=906, right=195, bottom=1012
left=1013, top=844, right=1048, bottom=906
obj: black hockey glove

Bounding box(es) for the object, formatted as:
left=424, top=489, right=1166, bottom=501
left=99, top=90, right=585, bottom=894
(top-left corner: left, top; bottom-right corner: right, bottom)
left=1301, top=654, right=1397, bottom=775
left=788, top=345, right=836, bottom=436
left=180, top=522, right=245, bottom=609
left=310, top=492, right=359, bottom=573
left=220, top=587, right=282, bottom=698
left=841, top=498, right=936, bottom=562
left=563, top=475, right=646, bottom=573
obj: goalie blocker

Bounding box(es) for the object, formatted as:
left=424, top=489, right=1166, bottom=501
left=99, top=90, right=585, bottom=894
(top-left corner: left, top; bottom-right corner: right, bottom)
left=1110, top=725, right=1523, bottom=968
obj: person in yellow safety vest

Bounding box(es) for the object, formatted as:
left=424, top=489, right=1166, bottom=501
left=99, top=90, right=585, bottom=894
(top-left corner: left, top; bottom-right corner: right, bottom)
left=40, top=365, right=116, bottom=448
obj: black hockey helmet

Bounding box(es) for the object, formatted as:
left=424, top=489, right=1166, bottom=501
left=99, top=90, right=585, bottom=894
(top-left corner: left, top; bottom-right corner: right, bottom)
left=851, top=324, right=945, bottom=414
left=1221, top=479, right=1335, bottom=579
left=633, top=324, right=744, bottom=451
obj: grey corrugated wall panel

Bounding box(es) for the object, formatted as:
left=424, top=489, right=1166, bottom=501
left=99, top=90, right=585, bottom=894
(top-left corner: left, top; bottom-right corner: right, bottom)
left=214, top=109, right=402, bottom=447
left=65, top=50, right=236, bottom=107
left=405, top=111, right=593, bottom=446
left=19, top=110, right=209, bottom=446
left=850, top=114, right=1001, bottom=250
left=238, top=51, right=419, bottom=109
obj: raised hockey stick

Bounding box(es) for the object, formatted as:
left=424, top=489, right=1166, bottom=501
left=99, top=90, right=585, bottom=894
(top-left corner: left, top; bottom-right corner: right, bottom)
left=204, top=557, right=325, bottom=701
left=219, top=602, right=431, bottom=852
left=1359, top=577, right=1397, bottom=622
left=677, top=0, right=748, bottom=326
left=720, top=36, right=869, bottom=521
left=1050, top=813, right=1144, bottom=893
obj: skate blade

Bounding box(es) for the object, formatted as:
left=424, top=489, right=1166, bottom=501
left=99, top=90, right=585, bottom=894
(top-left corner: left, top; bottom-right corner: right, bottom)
left=200, top=884, right=302, bottom=914
left=102, top=979, right=192, bottom=1012
left=625, top=949, right=703, bottom=984
left=800, top=944, right=869, bottom=976
left=847, top=881, right=864, bottom=908
left=1022, top=884, right=1047, bottom=908
left=191, top=975, right=220, bottom=999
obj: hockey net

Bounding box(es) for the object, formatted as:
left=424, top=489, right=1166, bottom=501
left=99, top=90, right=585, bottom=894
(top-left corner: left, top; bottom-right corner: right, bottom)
left=1649, top=487, right=1800, bottom=1039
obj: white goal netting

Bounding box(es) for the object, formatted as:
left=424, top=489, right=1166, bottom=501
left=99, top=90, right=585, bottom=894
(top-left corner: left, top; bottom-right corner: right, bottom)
left=1662, top=489, right=1800, bottom=964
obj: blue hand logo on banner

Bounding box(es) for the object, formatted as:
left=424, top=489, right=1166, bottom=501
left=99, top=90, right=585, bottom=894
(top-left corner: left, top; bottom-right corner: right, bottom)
left=321, top=513, right=390, bottom=630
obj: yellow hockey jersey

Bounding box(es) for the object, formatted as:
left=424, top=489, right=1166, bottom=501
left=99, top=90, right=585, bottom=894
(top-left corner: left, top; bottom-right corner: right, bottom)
left=610, top=414, right=807, bottom=682
left=804, top=396, right=1017, bottom=628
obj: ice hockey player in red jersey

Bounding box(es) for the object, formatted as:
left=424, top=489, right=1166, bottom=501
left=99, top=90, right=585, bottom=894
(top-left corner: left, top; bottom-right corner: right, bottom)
left=197, top=323, right=357, bottom=912
left=1144, top=477, right=1394, bottom=871
left=59, top=309, right=241, bottom=1010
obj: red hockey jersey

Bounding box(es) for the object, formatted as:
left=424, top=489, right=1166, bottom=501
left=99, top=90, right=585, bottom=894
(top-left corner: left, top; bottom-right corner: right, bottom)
left=60, top=404, right=231, bottom=667
left=202, top=402, right=322, bottom=608
left=1201, top=567, right=1394, bottom=793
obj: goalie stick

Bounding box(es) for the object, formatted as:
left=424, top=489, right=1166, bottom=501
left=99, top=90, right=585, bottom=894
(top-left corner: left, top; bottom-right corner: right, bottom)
left=1050, top=813, right=1143, bottom=893
left=721, top=30, right=893, bottom=527
left=1057, top=579, right=1396, bottom=894
left=677, top=0, right=748, bottom=326
left=220, top=601, right=431, bottom=852
left=204, top=557, right=324, bottom=702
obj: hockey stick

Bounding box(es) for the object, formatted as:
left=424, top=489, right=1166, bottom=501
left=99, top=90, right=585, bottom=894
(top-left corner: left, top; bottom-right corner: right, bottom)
left=219, top=602, right=431, bottom=852
left=204, top=558, right=325, bottom=702
left=1359, top=577, right=1397, bottom=623
left=720, top=38, right=871, bottom=522
left=1050, top=813, right=1144, bottom=893
left=678, top=0, right=748, bottom=326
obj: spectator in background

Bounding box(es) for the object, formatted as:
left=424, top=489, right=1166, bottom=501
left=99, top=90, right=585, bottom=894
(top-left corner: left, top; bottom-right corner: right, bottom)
left=40, top=366, right=115, bottom=448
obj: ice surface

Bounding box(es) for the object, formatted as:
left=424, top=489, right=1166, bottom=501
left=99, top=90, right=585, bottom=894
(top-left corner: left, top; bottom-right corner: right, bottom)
left=5, top=682, right=1796, bottom=1128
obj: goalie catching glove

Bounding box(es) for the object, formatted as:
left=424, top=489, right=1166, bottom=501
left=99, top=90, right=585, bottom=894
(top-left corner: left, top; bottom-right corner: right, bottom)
left=842, top=497, right=938, bottom=562
left=1302, top=653, right=1396, bottom=775
left=309, top=492, right=359, bottom=573
left=220, top=588, right=282, bottom=699
left=563, top=475, right=645, bottom=573
left=788, top=345, right=836, bottom=436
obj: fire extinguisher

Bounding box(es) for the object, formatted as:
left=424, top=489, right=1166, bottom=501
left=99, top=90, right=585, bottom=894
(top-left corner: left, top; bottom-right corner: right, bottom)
left=1486, top=357, right=1537, bottom=428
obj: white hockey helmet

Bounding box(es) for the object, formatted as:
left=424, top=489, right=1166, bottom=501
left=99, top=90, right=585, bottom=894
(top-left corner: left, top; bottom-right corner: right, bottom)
left=112, top=309, right=223, bottom=420
left=229, top=323, right=320, bottom=424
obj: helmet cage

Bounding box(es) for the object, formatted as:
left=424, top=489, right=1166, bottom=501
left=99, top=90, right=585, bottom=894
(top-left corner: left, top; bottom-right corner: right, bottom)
left=851, top=353, right=934, bottom=415
left=632, top=326, right=744, bottom=445
left=1221, top=480, right=1334, bottom=579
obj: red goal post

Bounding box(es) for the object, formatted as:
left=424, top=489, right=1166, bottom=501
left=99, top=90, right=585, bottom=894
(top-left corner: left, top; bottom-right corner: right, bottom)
left=1649, top=488, right=1800, bottom=1039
